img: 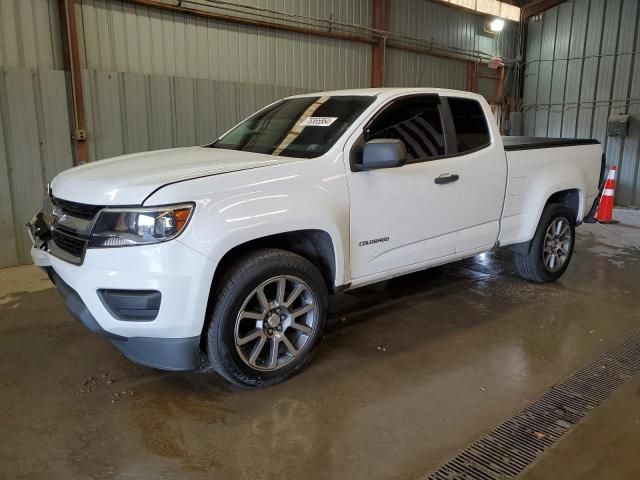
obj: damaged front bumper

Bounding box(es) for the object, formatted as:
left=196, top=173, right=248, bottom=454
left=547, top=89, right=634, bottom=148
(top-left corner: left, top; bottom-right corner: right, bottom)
left=27, top=210, right=54, bottom=266
left=26, top=210, right=203, bottom=372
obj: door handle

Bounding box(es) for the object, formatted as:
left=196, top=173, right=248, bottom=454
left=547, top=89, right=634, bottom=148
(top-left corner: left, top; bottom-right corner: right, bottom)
left=434, top=173, right=460, bottom=185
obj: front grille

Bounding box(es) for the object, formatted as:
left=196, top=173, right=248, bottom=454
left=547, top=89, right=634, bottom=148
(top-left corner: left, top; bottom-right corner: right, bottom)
left=44, top=196, right=103, bottom=264
left=51, top=229, right=86, bottom=258
left=52, top=196, right=103, bottom=220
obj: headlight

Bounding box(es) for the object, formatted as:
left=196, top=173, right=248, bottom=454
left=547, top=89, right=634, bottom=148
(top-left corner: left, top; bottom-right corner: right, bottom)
left=89, top=204, right=194, bottom=248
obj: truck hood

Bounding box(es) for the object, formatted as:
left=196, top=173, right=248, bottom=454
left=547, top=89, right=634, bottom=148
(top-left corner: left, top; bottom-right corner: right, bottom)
left=51, top=147, right=299, bottom=205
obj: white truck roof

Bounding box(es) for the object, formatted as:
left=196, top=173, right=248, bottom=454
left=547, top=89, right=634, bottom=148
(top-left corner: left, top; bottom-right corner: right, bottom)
left=288, top=87, right=486, bottom=101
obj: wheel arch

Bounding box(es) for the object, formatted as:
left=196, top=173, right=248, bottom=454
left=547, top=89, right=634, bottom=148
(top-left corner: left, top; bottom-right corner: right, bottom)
left=200, top=229, right=338, bottom=351
left=211, top=229, right=338, bottom=293
left=546, top=188, right=582, bottom=221
left=506, top=188, right=583, bottom=255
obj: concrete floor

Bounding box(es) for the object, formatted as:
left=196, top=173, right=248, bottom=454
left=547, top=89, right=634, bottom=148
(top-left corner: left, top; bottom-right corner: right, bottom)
left=1, top=212, right=639, bottom=480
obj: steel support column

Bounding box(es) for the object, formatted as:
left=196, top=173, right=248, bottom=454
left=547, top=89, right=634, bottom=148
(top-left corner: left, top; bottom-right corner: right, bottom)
left=371, top=0, right=389, bottom=88
left=496, top=66, right=505, bottom=103
left=60, top=0, right=87, bottom=164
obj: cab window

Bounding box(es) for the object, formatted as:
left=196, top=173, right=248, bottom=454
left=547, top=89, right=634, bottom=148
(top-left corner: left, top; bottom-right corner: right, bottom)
left=366, top=95, right=446, bottom=162
left=446, top=97, right=491, bottom=153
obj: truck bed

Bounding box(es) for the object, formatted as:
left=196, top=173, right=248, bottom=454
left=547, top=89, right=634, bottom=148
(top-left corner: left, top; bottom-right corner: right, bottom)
left=498, top=138, right=602, bottom=248
left=502, top=136, right=599, bottom=151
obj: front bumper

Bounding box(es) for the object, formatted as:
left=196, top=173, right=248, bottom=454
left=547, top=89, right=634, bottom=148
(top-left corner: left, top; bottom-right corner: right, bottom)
left=29, top=213, right=216, bottom=371
left=45, top=267, right=202, bottom=370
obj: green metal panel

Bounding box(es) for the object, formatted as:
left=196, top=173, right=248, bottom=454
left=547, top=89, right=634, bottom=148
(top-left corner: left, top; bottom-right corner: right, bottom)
left=148, top=75, right=174, bottom=150
left=194, top=78, right=216, bottom=145
left=174, top=77, right=197, bottom=147
left=0, top=0, right=63, bottom=69
left=0, top=70, right=18, bottom=268
left=75, top=0, right=372, bottom=90
left=121, top=72, right=150, bottom=153
left=37, top=69, right=74, bottom=181
left=3, top=67, right=45, bottom=264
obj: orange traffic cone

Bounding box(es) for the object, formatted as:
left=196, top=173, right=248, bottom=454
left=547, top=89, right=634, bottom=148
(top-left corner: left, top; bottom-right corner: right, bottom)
left=595, top=165, right=617, bottom=223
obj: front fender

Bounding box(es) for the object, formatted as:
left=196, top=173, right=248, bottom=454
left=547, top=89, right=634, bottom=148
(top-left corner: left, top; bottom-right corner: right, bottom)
left=145, top=157, right=350, bottom=287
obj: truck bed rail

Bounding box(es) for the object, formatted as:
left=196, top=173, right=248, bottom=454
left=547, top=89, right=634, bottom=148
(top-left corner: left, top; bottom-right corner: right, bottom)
left=502, top=136, right=599, bottom=151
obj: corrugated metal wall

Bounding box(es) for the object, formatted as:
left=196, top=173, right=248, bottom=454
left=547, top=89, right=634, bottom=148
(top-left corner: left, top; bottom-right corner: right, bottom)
left=0, top=0, right=73, bottom=267
left=74, top=0, right=373, bottom=163
left=81, top=70, right=309, bottom=162
left=0, top=0, right=65, bottom=69
left=523, top=0, right=640, bottom=207
left=385, top=51, right=467, bottom=90
left=385, top=0, right=518, bottom=89
left=75, top=0, right=372, bottom=90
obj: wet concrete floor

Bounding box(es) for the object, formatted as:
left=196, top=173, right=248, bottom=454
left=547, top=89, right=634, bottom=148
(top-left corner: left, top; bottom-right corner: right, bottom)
left=1, top=219, right=639, bottom=479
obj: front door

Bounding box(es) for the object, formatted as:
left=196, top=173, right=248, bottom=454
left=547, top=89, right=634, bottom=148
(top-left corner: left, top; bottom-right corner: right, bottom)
left=345, top=95, right=463, bottom=281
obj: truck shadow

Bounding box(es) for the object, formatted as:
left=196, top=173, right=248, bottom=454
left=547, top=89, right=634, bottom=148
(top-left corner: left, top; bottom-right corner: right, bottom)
left=326, top=248, right=527, bottom=333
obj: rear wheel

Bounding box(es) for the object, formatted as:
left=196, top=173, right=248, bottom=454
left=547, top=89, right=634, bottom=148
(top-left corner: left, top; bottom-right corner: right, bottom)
left=514, top=204, right=576, bottom=283
left=207, top=248, right=327, bottom=387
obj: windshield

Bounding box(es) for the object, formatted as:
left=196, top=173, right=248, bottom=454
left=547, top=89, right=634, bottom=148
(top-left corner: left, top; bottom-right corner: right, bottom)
left=210, top=95, right=375, bottom=158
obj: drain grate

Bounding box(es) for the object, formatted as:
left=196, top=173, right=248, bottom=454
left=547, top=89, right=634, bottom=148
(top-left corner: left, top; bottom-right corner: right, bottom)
left=427, top=331, right=640, bottom=480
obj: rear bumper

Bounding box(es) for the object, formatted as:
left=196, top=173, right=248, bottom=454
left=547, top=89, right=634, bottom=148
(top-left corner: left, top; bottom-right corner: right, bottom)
left=582, top=183, right=605, bottom=224
left=45, top=267, right=202, bottom=371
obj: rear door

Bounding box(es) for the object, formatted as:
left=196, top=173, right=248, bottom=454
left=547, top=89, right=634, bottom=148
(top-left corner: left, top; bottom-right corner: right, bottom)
left=443, top=96, right=507, bottom=253
left=345, top=94, right=463, bottom=280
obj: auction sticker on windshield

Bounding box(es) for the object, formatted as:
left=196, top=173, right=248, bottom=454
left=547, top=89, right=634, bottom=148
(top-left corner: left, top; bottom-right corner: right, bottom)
left=300, top=117, right=338, bottom=127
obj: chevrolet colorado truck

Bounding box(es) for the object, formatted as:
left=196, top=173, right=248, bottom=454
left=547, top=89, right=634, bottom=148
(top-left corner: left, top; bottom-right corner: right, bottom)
left=28, top=88, right=604, bottom=387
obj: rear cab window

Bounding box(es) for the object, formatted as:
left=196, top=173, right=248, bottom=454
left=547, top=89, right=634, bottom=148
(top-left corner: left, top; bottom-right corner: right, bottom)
left=445, top=97, right=491, bottom=153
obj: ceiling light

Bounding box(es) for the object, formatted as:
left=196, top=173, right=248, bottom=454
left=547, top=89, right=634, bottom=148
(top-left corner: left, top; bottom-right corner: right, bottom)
left=489, top=18, right=505, bottom=32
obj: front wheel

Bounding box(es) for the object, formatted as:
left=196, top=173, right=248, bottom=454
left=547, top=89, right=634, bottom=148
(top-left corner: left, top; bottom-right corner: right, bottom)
left=206, top=248, right=328, bottom=387
left=514, top=204, right=576, bottom=283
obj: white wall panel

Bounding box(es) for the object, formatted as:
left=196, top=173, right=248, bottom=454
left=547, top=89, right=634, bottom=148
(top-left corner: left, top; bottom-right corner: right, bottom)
left=523, top=0, right=640, bottom=207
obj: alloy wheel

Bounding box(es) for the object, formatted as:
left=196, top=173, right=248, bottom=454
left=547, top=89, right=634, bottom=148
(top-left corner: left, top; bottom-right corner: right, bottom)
left=542, top=217, right=572, bottom=272
left=234, top=275, right=318, bottom=371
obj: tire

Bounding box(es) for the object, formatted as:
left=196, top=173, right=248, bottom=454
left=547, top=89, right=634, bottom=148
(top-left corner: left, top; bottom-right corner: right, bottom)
left=206, top=248, right=328, bottom=387
left=514, top=204, right=576, bottom=283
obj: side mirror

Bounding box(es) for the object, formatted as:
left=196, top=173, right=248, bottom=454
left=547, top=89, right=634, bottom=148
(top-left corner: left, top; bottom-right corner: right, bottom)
left=360, top=139, right=407, bottom=170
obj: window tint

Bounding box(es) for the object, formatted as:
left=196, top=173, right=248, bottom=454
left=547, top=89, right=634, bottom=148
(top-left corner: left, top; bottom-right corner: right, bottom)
left=447, top=97, right=491, bottom=153
left=366, top=96, right=445, bottom=161
left=211, top=95, right=374, bottom=158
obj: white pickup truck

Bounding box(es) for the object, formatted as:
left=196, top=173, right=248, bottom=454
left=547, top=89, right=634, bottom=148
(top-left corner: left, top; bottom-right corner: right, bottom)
left=29, top=88, right=604, bottom=387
